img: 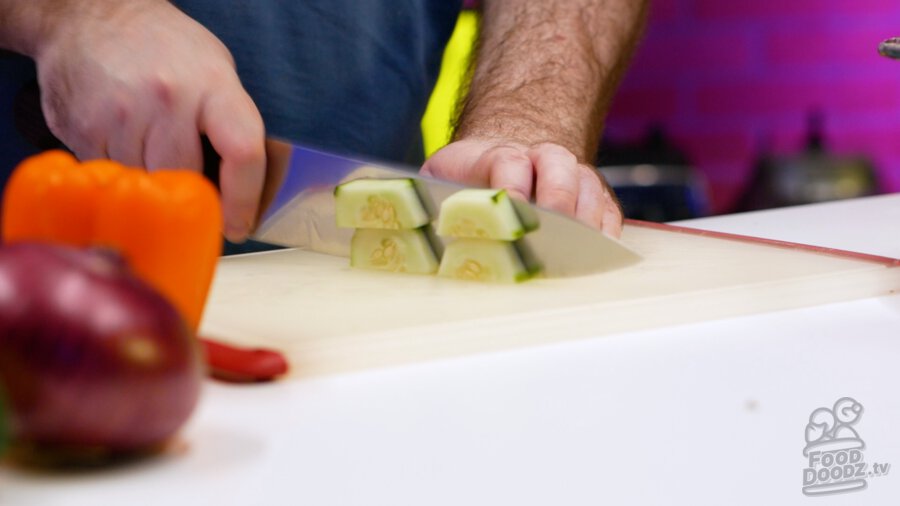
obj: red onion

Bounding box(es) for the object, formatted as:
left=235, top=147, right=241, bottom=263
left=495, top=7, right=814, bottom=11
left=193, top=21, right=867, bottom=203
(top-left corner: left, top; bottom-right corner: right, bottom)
left=0, top=243, right=202, bottom=465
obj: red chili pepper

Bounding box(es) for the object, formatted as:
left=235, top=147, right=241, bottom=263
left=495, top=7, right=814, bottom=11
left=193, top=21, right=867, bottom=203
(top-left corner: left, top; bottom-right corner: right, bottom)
left=199, top=338, right=289, bottom=383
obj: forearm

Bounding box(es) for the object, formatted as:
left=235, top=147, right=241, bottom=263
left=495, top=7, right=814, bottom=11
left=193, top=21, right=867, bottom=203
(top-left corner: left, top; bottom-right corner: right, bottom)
left=454, top=0, right=648, bottom=162
left=0, top=0, right=54, bottom=55
left=0, top=0, right=164, bottom=57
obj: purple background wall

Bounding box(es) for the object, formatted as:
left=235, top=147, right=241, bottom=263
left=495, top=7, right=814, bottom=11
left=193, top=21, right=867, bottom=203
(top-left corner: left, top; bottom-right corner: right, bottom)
left=604, top=0, right=900, bottom=213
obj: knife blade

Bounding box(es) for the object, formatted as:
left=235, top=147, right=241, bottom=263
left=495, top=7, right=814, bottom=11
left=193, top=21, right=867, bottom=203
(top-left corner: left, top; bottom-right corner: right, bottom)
left=253, top=138, right=640, bottom=277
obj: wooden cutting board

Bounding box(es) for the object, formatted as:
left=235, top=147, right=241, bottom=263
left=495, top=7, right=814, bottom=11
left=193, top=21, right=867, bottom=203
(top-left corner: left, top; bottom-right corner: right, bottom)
left=199, top=221, right=900, bottom=376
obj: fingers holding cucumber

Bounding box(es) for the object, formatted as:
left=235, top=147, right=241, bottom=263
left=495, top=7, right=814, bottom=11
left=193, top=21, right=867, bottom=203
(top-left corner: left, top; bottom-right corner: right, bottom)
left=420, top=139, right=622, bottom=237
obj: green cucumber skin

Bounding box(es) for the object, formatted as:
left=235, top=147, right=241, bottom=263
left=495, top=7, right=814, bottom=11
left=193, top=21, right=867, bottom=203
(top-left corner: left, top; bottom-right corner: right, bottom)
left=512, top=240, right=542, bottom=282
left=509, top=198, right=540, bottom=233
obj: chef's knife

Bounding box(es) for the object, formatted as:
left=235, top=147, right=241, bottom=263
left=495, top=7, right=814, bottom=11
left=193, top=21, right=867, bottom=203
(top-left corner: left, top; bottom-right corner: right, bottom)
left=253, top=138, right=640, bottom=277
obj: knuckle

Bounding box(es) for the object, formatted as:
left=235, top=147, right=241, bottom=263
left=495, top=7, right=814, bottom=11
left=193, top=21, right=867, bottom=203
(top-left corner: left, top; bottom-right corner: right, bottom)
left=112, top=96, right=134, bottom=124
left=204, top=65, right=231, bottom=85
left=209, top=37, right=238, bottom=68
left=534, top=143, right=576, bottom=163
left=533, top=142, right=560, bottom=151
left=204, top=52, right=240, bottom=86
left=578, top=164, right=605, bottom=185
left=225, top=139, right=265, bottom=168
left=542, top=185, right=578, bottom=209
left=487, top=146, right=530, bottom=167
left=149, top=75, right=178, bottom=110
left=75, top=111, right=107, bottom=145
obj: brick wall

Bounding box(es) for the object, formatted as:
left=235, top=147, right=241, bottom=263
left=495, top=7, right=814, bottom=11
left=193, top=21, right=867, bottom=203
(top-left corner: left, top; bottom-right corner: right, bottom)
left=604, top=0, right=900, bottom=213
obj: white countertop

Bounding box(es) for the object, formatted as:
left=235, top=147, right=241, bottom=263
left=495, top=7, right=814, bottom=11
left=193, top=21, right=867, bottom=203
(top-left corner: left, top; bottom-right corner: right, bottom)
left=671, top=193, right=900, bottom=259
left=3, top=194, right=899, bottom=506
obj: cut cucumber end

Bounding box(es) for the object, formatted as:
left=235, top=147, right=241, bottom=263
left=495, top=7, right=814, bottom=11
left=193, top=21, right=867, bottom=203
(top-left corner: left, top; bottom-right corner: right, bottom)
left=437, top=188, right=539, bottom=240
left=351, top=228, right=440, bottom=274
left=335, top=178, right=430, bottom=229
left=437, top=238, right=542, bottom=283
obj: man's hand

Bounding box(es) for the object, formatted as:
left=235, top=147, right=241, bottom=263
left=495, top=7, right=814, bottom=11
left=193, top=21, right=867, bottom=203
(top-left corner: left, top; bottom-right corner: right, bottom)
left=424, top=0, right=647, bottom=238
left=2, top=0, right=265, bottom=242
left=422, top=138, right=622, bottom=237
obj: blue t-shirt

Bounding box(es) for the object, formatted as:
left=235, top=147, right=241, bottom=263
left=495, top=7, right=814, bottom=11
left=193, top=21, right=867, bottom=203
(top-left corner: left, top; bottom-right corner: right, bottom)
left=174, top=0, right=462, bottom=162
left=0, top=1, right=462, bottom=178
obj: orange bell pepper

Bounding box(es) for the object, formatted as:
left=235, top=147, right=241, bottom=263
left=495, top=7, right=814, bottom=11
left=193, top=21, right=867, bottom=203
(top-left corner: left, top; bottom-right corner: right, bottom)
left=1, top=150, right=222, bottom=332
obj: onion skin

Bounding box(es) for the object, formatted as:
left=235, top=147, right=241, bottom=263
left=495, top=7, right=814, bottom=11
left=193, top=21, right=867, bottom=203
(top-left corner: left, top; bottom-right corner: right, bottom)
left=0, top=390, right=8, bottom=457
left=0, top=243, right=202, bottom=465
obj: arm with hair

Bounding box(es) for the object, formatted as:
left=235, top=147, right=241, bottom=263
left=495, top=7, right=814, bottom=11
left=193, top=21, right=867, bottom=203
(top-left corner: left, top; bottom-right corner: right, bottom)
left=422, top=0, right=648, bottom=236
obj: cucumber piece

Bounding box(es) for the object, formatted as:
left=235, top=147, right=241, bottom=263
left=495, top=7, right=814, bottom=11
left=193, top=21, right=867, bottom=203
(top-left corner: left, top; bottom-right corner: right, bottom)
left=438, top=238, right=542, bottom=283
left=436, top=189, right=539, bottom=240
left=351, top=228, right=440, bottom=274
left=335, top=178, right=430, bottom=229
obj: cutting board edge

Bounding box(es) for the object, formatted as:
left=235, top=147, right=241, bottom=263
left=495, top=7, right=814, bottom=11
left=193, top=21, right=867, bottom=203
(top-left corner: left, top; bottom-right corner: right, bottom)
left=626, top=219, right=900, bottom=266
